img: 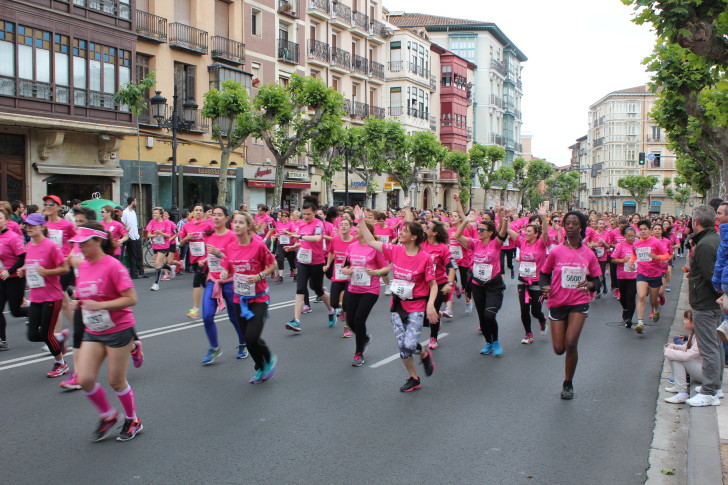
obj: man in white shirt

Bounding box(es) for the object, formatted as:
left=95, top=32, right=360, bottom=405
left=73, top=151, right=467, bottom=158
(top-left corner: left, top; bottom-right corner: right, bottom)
left=122, top=196, right=147, bottom=279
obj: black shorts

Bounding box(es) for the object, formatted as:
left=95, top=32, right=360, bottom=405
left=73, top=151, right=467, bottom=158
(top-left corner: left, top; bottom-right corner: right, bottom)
left=153, top=248, right=169, bottom=255
left=168, top=243, right=177, bottom=253
left=548, top=303, right=589, bottom=321
left=60, top=271, right=74, bottom=292
left=82, top=327, right=135, bottom=348
left=636, top=274, right=663, bottom=288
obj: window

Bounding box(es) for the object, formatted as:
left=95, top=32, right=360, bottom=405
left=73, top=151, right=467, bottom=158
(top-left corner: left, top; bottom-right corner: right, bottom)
left=135, top=53, right=151, bottom=117
left=651, top=153, right=661, bottom=168
left=215, top=0, right=230, bottom=37
left=279, top=76, right=289, bottom=87
left=174, top=62, right=196, bottom=105
left=441, top=65, right=452, bottom=87
left=332, top=76, right=339, bottom=92
left=310, top=69, right=319, bottom=79
left=251, top=9, right=261, bottom=36
left=651, top=126, right=661, bottom=142
left=208, top=64, right=251, bottom=94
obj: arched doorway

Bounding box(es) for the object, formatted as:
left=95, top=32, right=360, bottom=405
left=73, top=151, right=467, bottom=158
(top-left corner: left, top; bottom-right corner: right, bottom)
left=422, top=187, right=431, bottom=210
left=443, top=188, right=451, bottom=211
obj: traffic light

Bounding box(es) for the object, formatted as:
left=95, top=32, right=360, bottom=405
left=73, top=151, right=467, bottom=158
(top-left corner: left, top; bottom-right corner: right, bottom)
left=638, top=152, right=645, bottom=165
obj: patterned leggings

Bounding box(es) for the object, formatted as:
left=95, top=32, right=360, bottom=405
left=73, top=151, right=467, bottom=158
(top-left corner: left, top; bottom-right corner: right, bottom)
left=391, top=311, right=424, bottom=359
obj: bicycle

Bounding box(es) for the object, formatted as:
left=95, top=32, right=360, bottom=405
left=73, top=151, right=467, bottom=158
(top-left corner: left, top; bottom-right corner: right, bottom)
left=142, top=238, right=155, bottom=268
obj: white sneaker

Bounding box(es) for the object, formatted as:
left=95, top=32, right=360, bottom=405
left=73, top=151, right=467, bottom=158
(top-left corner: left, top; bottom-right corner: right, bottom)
left=695, top=386, right=724, bottom=398
left=151, top=283, right=159, bottom=291
left=41, top=345, right=50, bottom=353
left=465, top=301, right=473, bottom=314
left=686, top=393, right=721, bottom=406
left=384, top=288, right=392, bottom=296
left=664, top=386, right=681, bottom=393
left=665, top=393, right=689, bottom=404
left=170, top=265, right=176, bottom=278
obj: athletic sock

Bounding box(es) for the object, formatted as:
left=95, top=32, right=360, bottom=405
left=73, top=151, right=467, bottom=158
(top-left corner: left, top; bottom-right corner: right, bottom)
left=155, top=269, right=162, bottom=284
left=84, top=383, right=113, bottom=416
left=115, top=385, right=137, bottom=420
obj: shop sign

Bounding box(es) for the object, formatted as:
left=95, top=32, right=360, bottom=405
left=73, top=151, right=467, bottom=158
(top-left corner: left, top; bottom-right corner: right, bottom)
left=350, top=181, right=367, bottom=188
left=385, top=176, right=401, bottom=188
left=287, top=171, right=308, bottom=180
left=254, top=167, right=273, bottom=178
left=158, top=165, right=236, bottom=177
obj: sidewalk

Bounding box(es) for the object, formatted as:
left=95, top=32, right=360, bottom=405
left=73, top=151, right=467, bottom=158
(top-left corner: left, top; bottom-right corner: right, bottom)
left=646, top=274, right=725, bottom=484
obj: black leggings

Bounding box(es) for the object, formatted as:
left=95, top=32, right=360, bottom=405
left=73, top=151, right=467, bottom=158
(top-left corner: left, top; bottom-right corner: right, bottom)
left=618, top=278, right=637, bottom=323
left=0, top=277, right=28, bottom=340
left=27, top=300, right=63, bottom=357
left=609, top=259, right=618, bottom=291
left=275, top=245, right=297, bottom=273
left=191, top=262, right=207, bottom=288
left=344, top=291, right=379, bottom=353
left=457, top=266, right=472, bottom=298
left=471, top=276, right=506, bottom=343
left=499, top=248, right=516, bottom=274
left=429, top=283, right=448, bottom=339
left=598, top=260, right=608, bottom=291
left=296, top=262, right=325, bottom=297
left=330, top=280, right=348, bottom=310
left=234, top=301, right=271, bottom=371
left=517, top=282, right=545, bottom=334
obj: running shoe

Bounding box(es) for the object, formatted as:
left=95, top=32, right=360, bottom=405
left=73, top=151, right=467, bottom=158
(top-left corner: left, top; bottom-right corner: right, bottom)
left=686, top=393, right=720, bottom=407
left=314, top=294, right=323, bottom=304
left=521, top=333, right=534, bottom=344
left=116, top=417, right=143, bottom=442
left=275, top=275, right=283, bottom=284
left=665, top=393, right=689, bottom=404
left=59, top=373, right=82, bottom=391
left=150, top=283, right=159, bottom=291
left=91, top=409, right=119, bottom=442
left=560, top=382, right=574, bottom=400
left=41, top=344, right=50, bottom=353
left=285, top=319, right=302, bottom=332
left=236, top=344, right=249, bottom=359
left=47, top=361, right=69, bottom=378
left=131, top=340, right=144, bottom=368
left=161, top=275, right=171, bottom=281
left=0, top=340, right=7, bottom=351
left=336, top=308, right=345, bottom=321
left=341, top=326, right=352, bottom=338
left=665, top=285, right=671, bottom=292
left=695, top=386, right=725, bottom=398
left=480, top=342, right=494, bottom=355
left=492, top=340, right=503, bottom=357
left=649, top=311, right=654, bottom=319
left=186, top=308, right=199, bottom=318
left=465, top=301, right=473, bottom=314
left=301, top=305, right=312, bottom=314
left=400, top=377, right=421, bottom=392
left=510, top=268, right=515, bottom=279
left=428, top=337, right=439, bottom=350
left=328, top=311, right=336, bottom=327
left=624, top=321, right=633, bottom=329
left=653, top=310, right=660, bottom=322
left=352, top=352, right=365, bottom=367
left=635, top=320, right=645, bottom=334
left=440, top=309, right=453, bottom=319
left=250, top=370, right=264, bottom=384
left=602, top=285, right=608, bottom=295
left=170, top=265, right=176, bottom=278
left=201, top=347, right=222, bottom=365
left=664, top=386, right=681, bottom=393
left=539, top=320, right=548, bottom=336
left=421, top=351, right=435, bottom=376
left=290, top=270, right=295, bottom=278
left=613, top=289, right=620, bottom=299
left=262, top=354, right=277, bottom=380
left=292, top=272, right=297, bottom=281
left=659, top=296, right=666, bottom=306
left=384, top=288, right=392, bottom=295
left=455, top=285, right=462, bottom=299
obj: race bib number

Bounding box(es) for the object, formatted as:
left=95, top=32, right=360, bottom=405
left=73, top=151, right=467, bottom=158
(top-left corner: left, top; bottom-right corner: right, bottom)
left=390, top=279, right=415, bottom=300
left=503, top=237, right=510, bottom=246
left=334, top=263, right=350, bottom=281
left=189, top=241, right=205, bottom=257
left=595, top=246, right=605, bottom=258
left=635, top=247, right=651, bottom=262
left=207, top=253, right=224, bottom=273
left=519, top=261, right=537, bottom=279
left=233, top=273, right=256, bottom=296
left=677, top=233, right=683, bottom=240
left=48, top=229, right=63, bottom=248
left=449, top=245, right=463, bottom=260
left=561, top=266, right=586, bottom=289
left=624, top=262, right=637, bottom=273
left=279, top=234, right=291, bottom=245
left=152, top=234, right=165, bottom=246
left=297, top=248, right=312, bottom=264
left=26, top=265, right=45, bottom=288
left=351, top=268, right=372, bottom=287
left=378, top=235, right=390, bottom=244
left=473, top=263, right=493, bottom=282
left=82, top=308, right=114, bottom=332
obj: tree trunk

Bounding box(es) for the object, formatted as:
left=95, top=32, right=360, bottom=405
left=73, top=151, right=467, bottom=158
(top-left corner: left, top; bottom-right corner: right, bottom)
left=273, top=158, right=286, bottom=210
left=216, top=148, right=231, bottom=206
left=326, top=178, right=335, bottom=207
left=136, top=121, right=143, bottom=222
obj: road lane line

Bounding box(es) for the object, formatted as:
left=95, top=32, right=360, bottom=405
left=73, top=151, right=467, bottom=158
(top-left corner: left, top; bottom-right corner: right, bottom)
left=369, top=333, right=449, bottom=368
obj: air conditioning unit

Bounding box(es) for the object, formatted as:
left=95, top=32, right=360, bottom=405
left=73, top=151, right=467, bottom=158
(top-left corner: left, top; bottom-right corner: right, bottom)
left=146, top=137, right=154, bottom=148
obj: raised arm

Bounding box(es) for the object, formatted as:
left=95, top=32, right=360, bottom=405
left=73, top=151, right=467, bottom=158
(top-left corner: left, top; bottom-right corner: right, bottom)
left=354, top=206, right=384, bottom=253
left=455, top=214, right=477, bottom=249
left=538, top=201, right=550, bottom=245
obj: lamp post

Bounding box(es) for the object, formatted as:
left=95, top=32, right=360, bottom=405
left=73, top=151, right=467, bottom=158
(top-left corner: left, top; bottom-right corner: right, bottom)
left=344, top=148, right=350, bottom=207
left=150, top=85, right=198, bottom=222
left=605, top=189, right=621, bottom=215
left=470, top=161, right=479, bottom=211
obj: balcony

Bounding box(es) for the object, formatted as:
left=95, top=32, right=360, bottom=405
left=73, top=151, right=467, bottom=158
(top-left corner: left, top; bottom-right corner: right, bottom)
left=331, top=0, right=351, bottom=25
left=514, top=109, right=522, bottom=120
left=467, top=126, right=473, bottom=141
left=352, top=10, right=369, bottom=31
left=278, top=0, right=300, bottom=18
left=136, top=10, right=167, bottom=43
left=515, top=142, right=523, bottom=152
left=371, top=106, right=385, bottom=119
left=407, top=107, right=428, bottom=120
left=594, top=137, right=604, bottom=148
left=370, top=19, right=387, bottom=39
left=430, top=116, right=437, bottom=131
left=409, top=63, right=429, bottom=79
left=490, top=132, right=504, bottom=146
left=211, top=36, right=245, bottom=65
left=490, top=58, right=507, bottom=76
left=307, top=39, right=330, bottom=63
left=74, top=0, right=130, bottom=20
left=490, top=94, right=503, bottom=109
left=351, top=54, right=368, bottom=76
left=592, top=187, right=602, bottom=196
left=169, top=23, right=208, bottom=54
left=388, top=60, right=405, bottom=72
left=342, top=99, right=352, bottom=116
left=331, top=47, right=350, bottom=70
left=388, top=106, right=403, bottom=117
left=369, top=60, right=384, bottom=80
left=278, top=39, right=300, bottom=64
left=353, top=101, right=369, bottom=119
left=308, top=0, right=330, bottom=17
left=439, top=169, right=459, bottom=181
left=517, top=79, right=523, bottom=90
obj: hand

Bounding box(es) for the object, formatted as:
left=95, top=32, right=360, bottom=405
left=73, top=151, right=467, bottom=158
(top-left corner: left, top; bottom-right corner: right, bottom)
left=82, top=300, right=104, bottom=311
left=442, top=284, right=453, bottom=296
left=16, top=267, right=24, bottom=278
left=364, top=268, right=378, bottom=276
left=537, top=201, right=549, bottom=217
left=541, top=285, right=551, bottom=297
left=219, top=270, right=229, bottom=280
left=68, top=299, right=80, bottom=312
left=343, top=267, right=355, bottom=276
left=649, top=253, right=658, bottom=260
left=0, top=270, right=8, bottom=280
left=577, top=280, right=592, bottom=293
left=205, top=244, right=218, bottom=255
left=284, top=245, right=295, bottom=252
left=36, top=265, right=48, bottom=276
left=465, top=213, right=478, bottom=223
left=353, top=205, right=364, bottom=220
left=323, top=265, right=329, bottom=272
left=403, top=197, right=411, bottom=207
left=244, top=274, right=259, bottom=284
left=426, top=304, right=439, bottom=325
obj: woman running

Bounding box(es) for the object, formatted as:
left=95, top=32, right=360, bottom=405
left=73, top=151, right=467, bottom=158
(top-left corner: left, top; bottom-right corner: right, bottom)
left=219, top=212, right=278, bottom=384
left=499, top=212, right=517, bottom=280
left=272, top=211, right=298, bottom=283
left=323, top=219, right=355, bottom=336
left=632, top=219, right=670, bottom=334
left=662, top=221, right=678, bottom=292
left=18, top=213, right=70, bottom=377
left=652, top=223, right=671, bottom=307
left=454, top=206, right=512, bottom=356
left=0, top=208, right=28, bottom=350
left=374, top=213, right=396, bottom=295
left=610, top=226, right=638, bottom=328
left=145, top=207, right=174, bottom=291
left=419, top=219, right=455, bottom=350
left=355, top=207, right=437, bottom=392
left=342, top=217, right=388, bottom=366
left=100, top=205, right=128, bottom=261
left=179, top=204, right=213, bottom=318
left=71, top=223, right=143, bottom=441
left=607, top=218, right=629, bottom=299
left=283, top=196, right=334, bottom=332
left=445, top=206, right=474, bottom=316
left=540, top=211, right=602, bottom=399
left=161, top=210, right=180, bottom=280
left=589, top=218, right=610, bottom=298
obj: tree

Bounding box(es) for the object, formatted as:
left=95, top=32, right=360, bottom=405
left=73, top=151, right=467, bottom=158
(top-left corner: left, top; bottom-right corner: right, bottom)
left=309, top=123, right=346, bottom=206
left=491, top=166, right=516, bottom=204
left=391, top=130, right=446, bottom=203
left=348, top=119, right=399, bottom=207
left=468, top=144, right=506, bottom=208
left=547, top=171, right=580, bottom=211
left=518, top=159, right=554, bottom=210
left=202, top=80, right=255, bottom=206
left=442, top=150, right=472, bottom=205
left=665, top=175, right=694, bottom=214
left=251, top=74, right=344, bottom=209
left=618, top=175, right=660, bottom=213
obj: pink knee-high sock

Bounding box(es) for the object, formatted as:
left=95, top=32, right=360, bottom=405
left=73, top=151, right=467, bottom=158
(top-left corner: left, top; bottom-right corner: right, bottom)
left=116, top=385, right=137, bottom=419
left=84, top=383, right=113, bottom=417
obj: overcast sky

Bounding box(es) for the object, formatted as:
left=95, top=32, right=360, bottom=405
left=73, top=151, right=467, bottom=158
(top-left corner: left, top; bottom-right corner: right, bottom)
left=385, top=0, right=657, bottom=165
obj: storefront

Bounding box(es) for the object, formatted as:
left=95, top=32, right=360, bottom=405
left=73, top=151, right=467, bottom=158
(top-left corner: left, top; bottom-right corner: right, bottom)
left=158, top=164, right=238, bottom=210
left=384, top=178, right=402, bottom=209
left=244, top=166, right=311, bottom=211
left=649, top=200, right=662, bottom=214
left=622, top=201, right=637, bottom=215
left=334, top=180, right=367, bottom=207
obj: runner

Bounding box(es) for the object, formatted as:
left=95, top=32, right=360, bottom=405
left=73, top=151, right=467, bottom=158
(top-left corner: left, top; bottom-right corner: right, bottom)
left=71, top=223, right=143, bottom=441
left=661, top=220, right=678, bottom=292
left=539, top=211, right=602, bottom=399
left=355, top=207, right=437, bottom=392
left=610, top=226, right=638, bottom=328
left=374, top=213, right=396, bottom=295
left=179, top=204, right=213, bottom=318
left=652, top=223, right=672, bottom=307
left=18, top=213, right=71, bottom=377
left=272, top=211, right=297, bottom=283
left=219, top=212, right=278, bottom=384
left=607, top=218, right=629, bottom=298
left=589, top=218, right=610, bottom=299
left=323, top=219, right=355, bottom=335
left=162, top=210, right=181, bottom=280
left=419, top=218, right=455, bottom=350
left=100, top=205, right=128, bottom=261
left=144, top=207, right=174, bottom=291
left=43, top=195, right=76, bottom=335
left=0, top=208, right=27, bottom=350
left=632, top=219, right=670, bottom=334
left=445, top=205, right=474, bottom=316
left=499, top=211, right=517, bottom=280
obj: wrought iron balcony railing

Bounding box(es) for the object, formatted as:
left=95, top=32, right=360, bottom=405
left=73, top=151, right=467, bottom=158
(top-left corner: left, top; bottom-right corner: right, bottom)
left=211, top=36, right=245, bottom=64
left=136, top=10, right=167, bottom=42
left=169, top=23, right=208, bottom=54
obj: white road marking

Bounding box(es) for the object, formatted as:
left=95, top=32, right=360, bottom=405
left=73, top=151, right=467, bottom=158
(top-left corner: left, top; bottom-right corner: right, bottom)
left=369, top=332, right=449, bottom=368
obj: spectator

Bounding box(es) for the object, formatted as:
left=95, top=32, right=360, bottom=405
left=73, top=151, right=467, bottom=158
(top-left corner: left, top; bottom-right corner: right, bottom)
left=121, top=197, right=146, bottom=279
left=10, top=200, right=25, bottom=223
left=664, top=310, right=703, bottom=404
left=686, top=205, right=723, bottom=407
left=64, top=199, right=82, bottom=222
left=26, top=204, right=39, bottom=215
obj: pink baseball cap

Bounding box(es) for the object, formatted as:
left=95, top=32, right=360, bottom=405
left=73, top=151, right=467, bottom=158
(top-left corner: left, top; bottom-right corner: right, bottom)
left=69, top=227, right=108, bottom=243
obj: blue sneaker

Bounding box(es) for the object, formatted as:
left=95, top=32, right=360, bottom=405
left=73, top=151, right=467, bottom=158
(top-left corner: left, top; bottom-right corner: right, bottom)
left=236, top=344, right=249, bottom=359
left=201, top=347, right=222, bottom=365
left=250, top=370, right=264, bottom=384
left=480, top=342, right=493, bottom=355
left=262, top=354, right=277, bottom=381
left=285, top=319, right=302, bottom=332
left=493, top=340, right=503, bottom=357
left=328, top=311, right=336, bottom=327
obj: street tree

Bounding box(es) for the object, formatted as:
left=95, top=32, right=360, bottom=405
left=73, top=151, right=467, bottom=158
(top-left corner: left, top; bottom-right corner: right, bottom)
left=442, top=150, right=472, bottom=205
left=390, top=130, right=446, bottom=203
left=547, top=171, right=580, bottom=211
left=202, top=80, right=255, bottom=206
left=519, top=159, right=554, bottom=210
left=347, top=121, right=391, bottom=207
left=309, top=123, right=346, bottom=206
left=468, top=144, right=506, bottom=208
left=251, top=74, right=344, bottom=209
left=618, top=175, right=660, bottom=213
left=491, top=166, right=516, bottom=204
left=665, top=175, right=694, bottom=214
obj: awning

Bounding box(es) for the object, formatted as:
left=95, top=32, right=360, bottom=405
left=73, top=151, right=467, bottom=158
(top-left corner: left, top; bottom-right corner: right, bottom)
left=43, top=175, right=114, bottom=185
left=248, top=180, right=275, bottom=188
left=651, top=201, right=662, bottom=205
left=623, top=201, right=637, bottom=206
left=35, top=163, right=124, bottom=177
left=284, top=182, right=310, bottom=189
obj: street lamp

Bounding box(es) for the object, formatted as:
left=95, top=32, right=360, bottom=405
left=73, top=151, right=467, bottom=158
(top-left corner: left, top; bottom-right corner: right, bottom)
left=605, top=189, right=621, bottom=214
left=150, top=86, right=198, bottom=222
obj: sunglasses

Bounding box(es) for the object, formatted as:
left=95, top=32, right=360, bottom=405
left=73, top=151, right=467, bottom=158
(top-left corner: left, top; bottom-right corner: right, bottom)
left=100, top=210, right=108, bottom=213
left=43, top=202, right=56, bottom=207
left=477, top=227, right=487, bottom=233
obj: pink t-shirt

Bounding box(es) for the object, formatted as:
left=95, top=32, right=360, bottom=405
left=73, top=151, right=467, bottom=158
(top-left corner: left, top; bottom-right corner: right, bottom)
left=345, top=242, right=387, bottom=295
left=374, top=224, right=396, bottom=245
left=448, top=226, right=473, bottom=266
left=547, top=228, right=561, bottom=253
left=541, top=243, right=602, bottom=308
left=515, top=235, right=547, bottom=282
left=467, top=237, right=504, bottom=285
left=420, top=241, right=452, bottom=286
left=180, top=219, right=214, bottom=263
left=612, top=241, right=637, bottom=280
left=632, top=236, right=666, bottom=278
left=145, top=219, right=172, bottom=250
left=25, top=237, right=65, bottom=302
left=254, top=213, right=275, bottom=235
left=0, top=228, right=25, bottom=277
left=592, top=230, right=609, bottom=261
left=328, top=235, right=356, bottom=282
left=606, top=227, right=626, bottom=249
left=46, top=218, right=76, bottom=257
left=297, top=218, right=326, bottom=265
left=381, top=243, right=435, bottom=313
left=221, top=237, right=276, bottom=304
left=100, top=220, right=127, bottom=256
left=204, top=230, right=237, bottom=280
left=6, top=220, right=23, bottom=238
left=274, top=221, right=297, bottom=237
left=76, top=255, right=136, bottom=335
left=501, top=223, right=516, bottom=249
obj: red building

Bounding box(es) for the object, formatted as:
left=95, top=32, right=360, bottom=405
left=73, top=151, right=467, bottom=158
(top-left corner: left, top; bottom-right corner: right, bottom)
left=433, top=44, right=474, bottom=153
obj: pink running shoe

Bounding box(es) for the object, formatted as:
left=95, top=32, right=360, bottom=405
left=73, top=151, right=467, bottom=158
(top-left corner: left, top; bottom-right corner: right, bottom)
left=59, top=373, right=82, bottom=390
left=659, top=295, right=666, bottom=306
left=161, top=275, right=171, bottom=281
left=428, top=337, right=439, bottom=350
left=341, top=326, right=353, bottom=338
left=131, top=340, right=144, bottom=368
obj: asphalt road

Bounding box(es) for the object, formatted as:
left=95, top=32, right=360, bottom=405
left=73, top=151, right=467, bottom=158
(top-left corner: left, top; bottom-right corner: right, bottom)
left=0, top=260, right=684, bottom=484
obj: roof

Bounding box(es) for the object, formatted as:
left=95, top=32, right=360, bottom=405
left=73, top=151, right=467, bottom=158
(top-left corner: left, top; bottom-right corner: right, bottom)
left=589, top=84, right=653, bottom=109
left=387, top=12, right=527, bottom=62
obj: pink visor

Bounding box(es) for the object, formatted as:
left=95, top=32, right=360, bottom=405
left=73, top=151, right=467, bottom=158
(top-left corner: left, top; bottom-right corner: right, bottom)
left=69, top=227, right=108, bottom=243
